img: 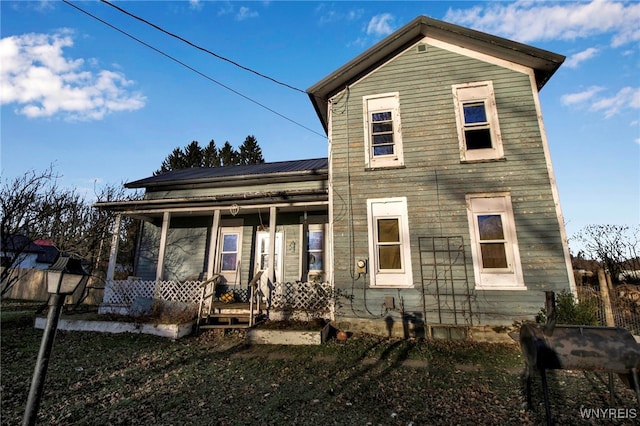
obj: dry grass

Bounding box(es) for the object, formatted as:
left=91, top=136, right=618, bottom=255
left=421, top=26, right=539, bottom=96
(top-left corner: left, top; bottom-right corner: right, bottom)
left=2, top=301, right=639, bottom=425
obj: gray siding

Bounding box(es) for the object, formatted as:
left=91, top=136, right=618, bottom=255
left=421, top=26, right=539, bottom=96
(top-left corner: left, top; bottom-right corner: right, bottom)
left=145, top=180, right=326, bottom=200
left=330, top=43, right=571, bottom=326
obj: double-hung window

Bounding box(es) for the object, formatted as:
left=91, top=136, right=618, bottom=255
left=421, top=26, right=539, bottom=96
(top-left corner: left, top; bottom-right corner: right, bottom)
left=363, top=93, right=404, bottom=168
left=466, top=194, right=524, bottom=290
left=367, top=197, right=413, bottom=287
left=452, top=81, right=503, bottom=162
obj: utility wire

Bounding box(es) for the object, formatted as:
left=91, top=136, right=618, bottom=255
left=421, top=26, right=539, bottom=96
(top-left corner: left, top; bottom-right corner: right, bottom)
left=99, top=0, right=308, bottom=94
left=62, top=0, right=325, bottom=139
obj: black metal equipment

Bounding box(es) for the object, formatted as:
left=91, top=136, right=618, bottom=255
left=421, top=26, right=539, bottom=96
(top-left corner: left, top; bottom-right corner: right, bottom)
left=519, top=292, right=640, bottom=425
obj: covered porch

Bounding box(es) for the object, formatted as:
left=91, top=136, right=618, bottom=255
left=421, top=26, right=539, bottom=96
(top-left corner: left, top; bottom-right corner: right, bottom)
left=97, top=199, right=333, bottom=323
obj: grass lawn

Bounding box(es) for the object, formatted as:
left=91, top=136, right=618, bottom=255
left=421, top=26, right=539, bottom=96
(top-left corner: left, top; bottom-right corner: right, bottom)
left=2, top=301, right=639, bottom=425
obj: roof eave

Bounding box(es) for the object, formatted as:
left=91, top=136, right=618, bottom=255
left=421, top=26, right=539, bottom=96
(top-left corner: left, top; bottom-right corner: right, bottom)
left=125, top=168, right=328, bottom=190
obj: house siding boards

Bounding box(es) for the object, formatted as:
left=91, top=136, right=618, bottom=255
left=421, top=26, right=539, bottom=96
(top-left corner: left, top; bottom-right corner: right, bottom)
left=328, top=40, right=571, bottom=326
left=143, top=180, right=326, bottom=201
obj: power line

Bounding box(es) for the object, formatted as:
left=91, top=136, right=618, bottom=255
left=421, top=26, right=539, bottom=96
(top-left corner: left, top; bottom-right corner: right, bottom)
left=99, top=0, right=308, bottom=95
left=61, top=0, right=325, bottom=139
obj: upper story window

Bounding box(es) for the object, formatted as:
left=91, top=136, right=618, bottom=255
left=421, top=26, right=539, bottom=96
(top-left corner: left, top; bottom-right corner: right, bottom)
left=466, top=193, right=525, bottom=290
left=452, top=81, right=503, bottom=162
left=367, top=197, right=413, bottom=287
left=363, top=93, right=404, bottom=168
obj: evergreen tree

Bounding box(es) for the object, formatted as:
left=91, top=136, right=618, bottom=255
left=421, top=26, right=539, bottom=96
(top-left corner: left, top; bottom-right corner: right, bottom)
left=184, top=141, right=204, bottom=167
left=155, top=135, right=265, bottom=174
left=155, top=147, right=187, bottom=175
left=203, top=139, right=220, bottom=167
left=219, top=141, right=237, bottom=166
left=238, top=135, right=265, bottom=165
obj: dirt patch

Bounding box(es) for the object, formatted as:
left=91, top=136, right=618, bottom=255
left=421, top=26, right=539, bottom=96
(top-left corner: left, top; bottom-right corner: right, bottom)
left=401, top=359, right=429, bottom=368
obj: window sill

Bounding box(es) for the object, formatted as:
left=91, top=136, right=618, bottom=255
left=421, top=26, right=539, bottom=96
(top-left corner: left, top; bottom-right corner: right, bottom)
left=475, top=285, right=527, bottom=291
left=369, top=284, right=414, bottom=289
left=364, top=165, right=407, bottom=172
left=460, top=157, right=506, bottom=165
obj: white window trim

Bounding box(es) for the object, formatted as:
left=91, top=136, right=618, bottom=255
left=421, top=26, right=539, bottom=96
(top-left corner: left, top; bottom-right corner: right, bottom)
left=452, top=81, right=504, bottom=162
left=307, top=224, right=326, bottom=274
left=363, top=92, right=404, bottom=168
left=215, top=226, right=243, bottom=285
left=466, top=193, right=525, bottom=290
left=367, top=197, right=413, bottom=288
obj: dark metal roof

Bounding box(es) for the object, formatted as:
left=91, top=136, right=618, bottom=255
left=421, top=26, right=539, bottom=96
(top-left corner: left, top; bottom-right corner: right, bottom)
left=3, top=235, right=44, bottom=254
left=307, top=15, right=565, bottom=132
left=126, top=157, right=328, bottom=189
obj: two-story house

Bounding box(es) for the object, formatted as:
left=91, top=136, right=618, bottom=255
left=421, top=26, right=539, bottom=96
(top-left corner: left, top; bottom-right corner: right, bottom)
left=96, top=16, right=575, bottom=339
left=306, top=15, right=574, bottom=339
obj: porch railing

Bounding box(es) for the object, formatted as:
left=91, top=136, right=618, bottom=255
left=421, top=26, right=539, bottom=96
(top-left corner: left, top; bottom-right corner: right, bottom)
left=100, top=278, right=334, bottom=318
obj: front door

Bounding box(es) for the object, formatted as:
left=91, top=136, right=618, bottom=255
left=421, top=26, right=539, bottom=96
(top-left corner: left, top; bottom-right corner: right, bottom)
left=255, top=231, right=283, bottom=291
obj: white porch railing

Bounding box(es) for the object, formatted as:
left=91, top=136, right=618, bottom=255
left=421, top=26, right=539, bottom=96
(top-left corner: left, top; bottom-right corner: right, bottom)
left=100, top=279, right=334, bottom=318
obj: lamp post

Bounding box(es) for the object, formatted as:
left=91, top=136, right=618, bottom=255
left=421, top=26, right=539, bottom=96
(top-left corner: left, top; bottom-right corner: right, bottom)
left=22, top=256, right=88, bottom=426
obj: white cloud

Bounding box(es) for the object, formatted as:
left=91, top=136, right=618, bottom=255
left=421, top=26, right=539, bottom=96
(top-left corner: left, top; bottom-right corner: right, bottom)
left=564, top=47, right=599, bottom=68
left=590, top=86, right=640, bottom=118
left=188, top=0, right=203, bottom=11
left=444, top=0, right=640, bottom=47
left=236, top=6, right=258, bottom=21
left=315, top=5, right=363, bottom=25
left=0, top=31, right=145, bottom=121
left=367, top=13, right=395, bottom=37
left=562, top=86, right=640, bottom=119
left=561, top=86, right=604, bottom=106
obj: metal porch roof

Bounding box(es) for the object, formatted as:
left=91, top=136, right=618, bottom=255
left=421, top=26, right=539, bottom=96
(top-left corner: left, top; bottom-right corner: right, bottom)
left=125, top=157, right=328, bottom=189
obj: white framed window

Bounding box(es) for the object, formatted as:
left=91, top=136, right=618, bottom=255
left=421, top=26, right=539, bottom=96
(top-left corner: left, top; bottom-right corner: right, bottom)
left=307, top=225, right=325, bottom=273
left=452, top=81, right=503, bottom=162
left=367, top=197, right=413, bottom=287
left=363, top=93, right=404, bottom=168
left=216, top=227, right=242, bottom=285
left=466, top=193, right=525, bottom=290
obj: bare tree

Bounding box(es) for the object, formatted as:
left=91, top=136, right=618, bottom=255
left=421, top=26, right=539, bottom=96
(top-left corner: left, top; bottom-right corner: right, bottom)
left=1, top=167, right=141, bottom=295
left=573, top=224, right=640, bottom=284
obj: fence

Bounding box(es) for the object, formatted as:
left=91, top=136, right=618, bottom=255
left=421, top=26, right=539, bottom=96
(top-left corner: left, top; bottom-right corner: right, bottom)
left=576, top=281, right=640, bottom=335
left=1, top=267, right=103, bottom=305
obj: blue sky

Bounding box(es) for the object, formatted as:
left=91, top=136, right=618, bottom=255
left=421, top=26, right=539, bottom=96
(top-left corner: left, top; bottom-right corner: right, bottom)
left=1, top=0, right=638, bottom=253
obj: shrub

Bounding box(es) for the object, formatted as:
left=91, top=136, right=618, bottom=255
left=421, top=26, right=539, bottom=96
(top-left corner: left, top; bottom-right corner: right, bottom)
left=537, top=290, right=599, bottom=326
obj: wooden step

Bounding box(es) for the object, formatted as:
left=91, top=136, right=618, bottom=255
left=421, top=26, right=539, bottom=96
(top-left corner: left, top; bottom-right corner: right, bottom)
left=207, top=313, right=251, bottom=319
left=198, top=324, right=251, bottom=330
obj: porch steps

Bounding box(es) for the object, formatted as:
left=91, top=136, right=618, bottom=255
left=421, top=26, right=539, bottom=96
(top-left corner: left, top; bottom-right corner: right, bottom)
left=196, top=302, right=264, bottom=333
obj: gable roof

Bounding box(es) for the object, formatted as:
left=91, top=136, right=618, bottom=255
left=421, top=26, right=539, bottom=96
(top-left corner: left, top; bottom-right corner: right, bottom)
left=307, top=15, right=565, bottom=132
left=125, top=157, right=328, bottom=189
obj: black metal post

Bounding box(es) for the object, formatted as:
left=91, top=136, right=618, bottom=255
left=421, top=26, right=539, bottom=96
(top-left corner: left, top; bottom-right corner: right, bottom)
left=22, top=293, right=65, bottom=426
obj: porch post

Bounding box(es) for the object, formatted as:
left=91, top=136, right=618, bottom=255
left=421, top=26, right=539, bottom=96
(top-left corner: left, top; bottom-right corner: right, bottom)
left=105, top=214, right=122, bottom=281
left=268, top=206, right=277, bottom=284
left=301, top=217, right=309, bottom=282
left=206, top=209, right=221, bottom=279
left=156, top=212, right=171, bottom=281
